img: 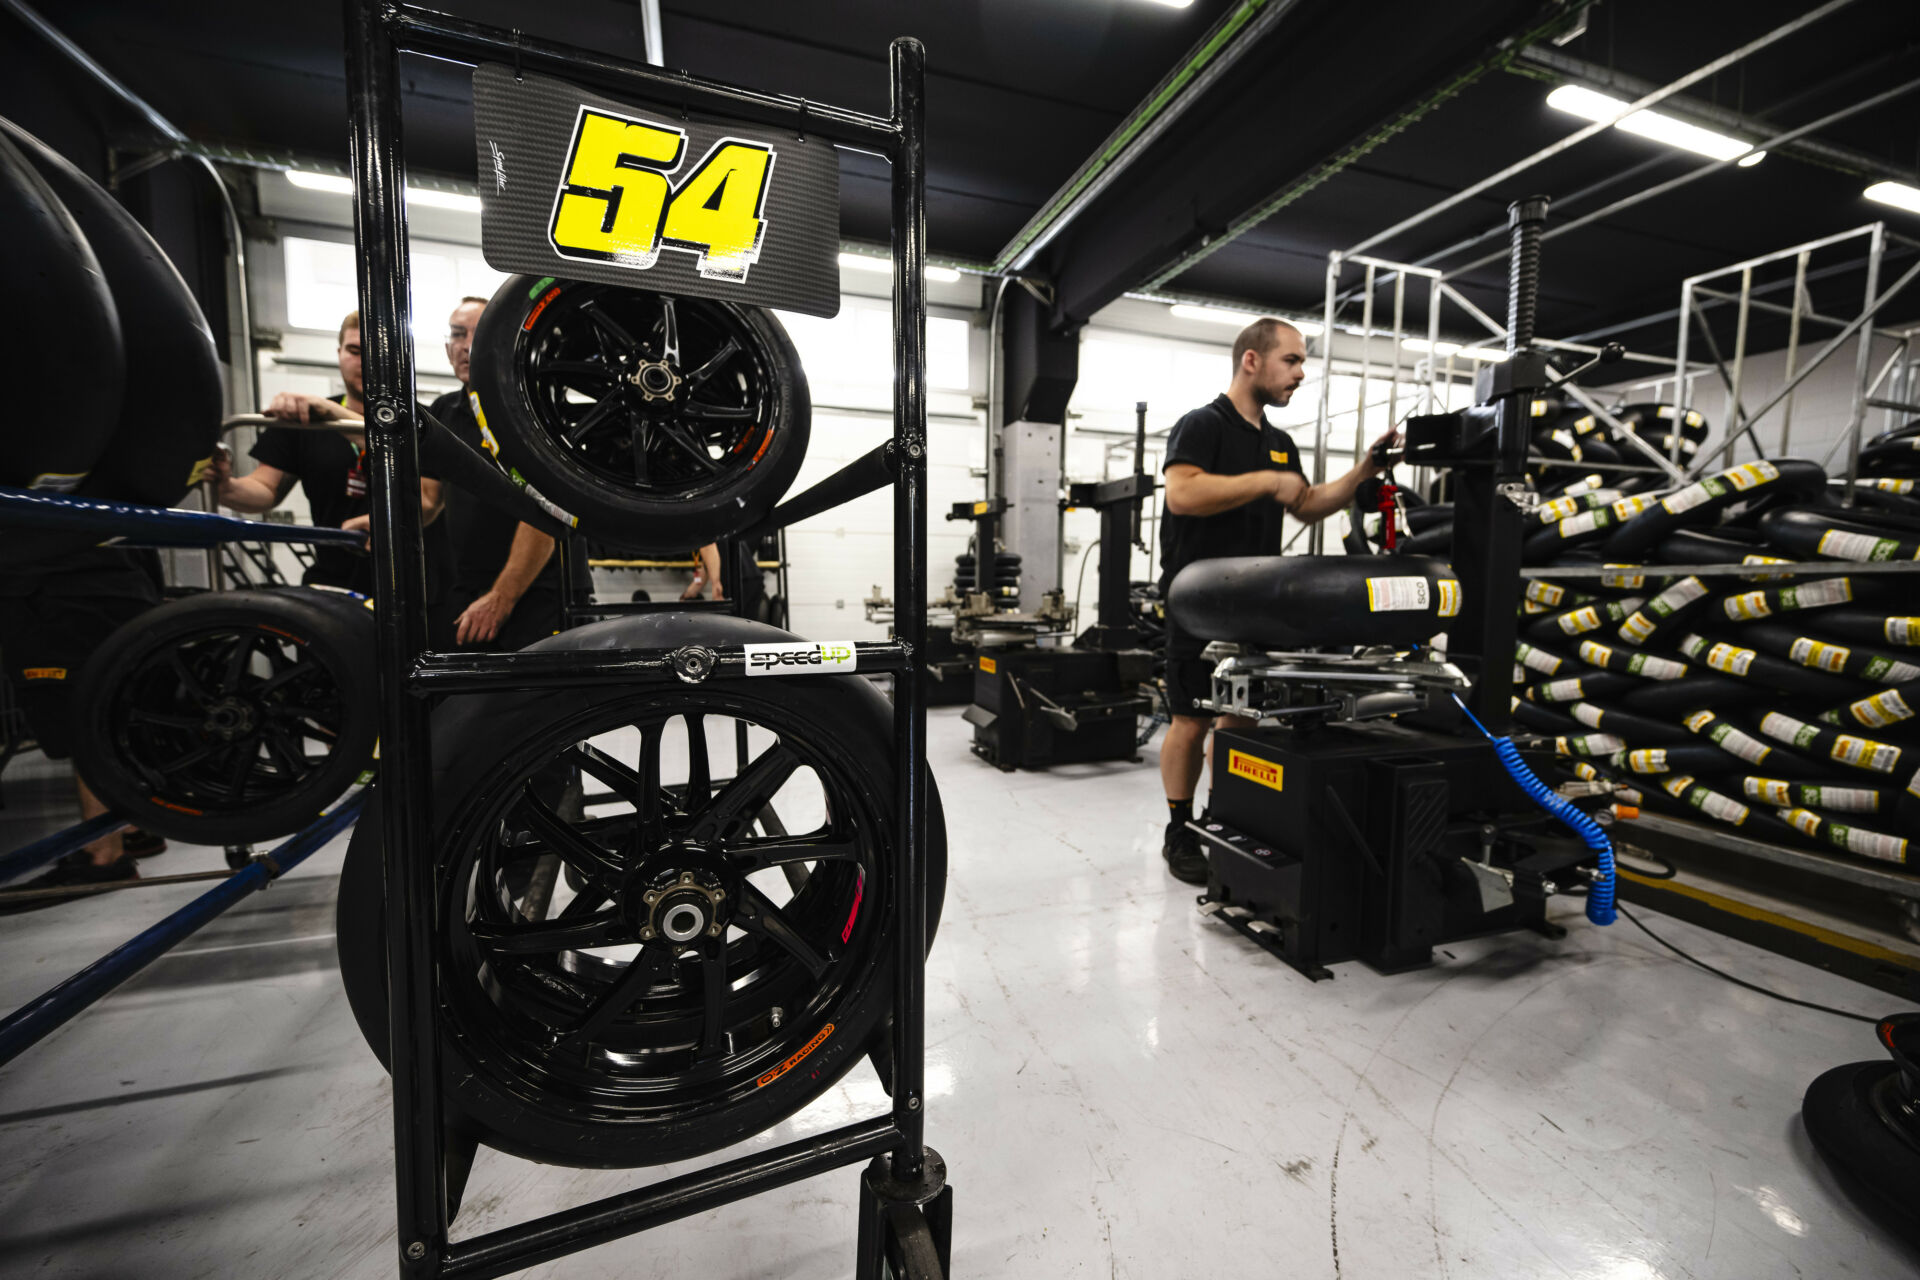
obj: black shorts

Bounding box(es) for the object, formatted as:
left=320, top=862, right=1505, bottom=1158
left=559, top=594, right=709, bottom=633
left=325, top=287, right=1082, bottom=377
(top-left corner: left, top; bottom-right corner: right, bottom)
left=1164, top=652, right=1219, bottom=720
left=0, top=553, right=163, bottom=759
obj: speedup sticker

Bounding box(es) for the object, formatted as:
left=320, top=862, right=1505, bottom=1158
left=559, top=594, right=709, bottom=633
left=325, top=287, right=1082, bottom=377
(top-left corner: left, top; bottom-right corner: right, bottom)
left=744, top=641, right=857, bottom=676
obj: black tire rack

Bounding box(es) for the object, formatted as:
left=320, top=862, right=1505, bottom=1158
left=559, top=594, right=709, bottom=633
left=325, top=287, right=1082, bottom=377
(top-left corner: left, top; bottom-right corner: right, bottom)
left=342, top=5, right=948, bottom=1276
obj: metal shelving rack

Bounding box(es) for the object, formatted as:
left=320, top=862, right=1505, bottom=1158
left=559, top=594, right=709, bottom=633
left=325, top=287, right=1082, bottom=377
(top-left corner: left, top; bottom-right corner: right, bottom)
left=343, top=3, right=945, bottom=1274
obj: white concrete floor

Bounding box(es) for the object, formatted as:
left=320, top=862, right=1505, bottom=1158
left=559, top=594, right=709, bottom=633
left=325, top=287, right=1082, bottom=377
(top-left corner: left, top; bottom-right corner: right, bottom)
left=1, top=709, right=1917, bottom=1280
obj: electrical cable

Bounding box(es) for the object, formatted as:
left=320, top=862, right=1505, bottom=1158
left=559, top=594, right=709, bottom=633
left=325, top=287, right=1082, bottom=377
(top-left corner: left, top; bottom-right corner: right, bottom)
left=1070, top=537, right=1099, bottom=624
left=1617, top=904, right=1882, bottom=1025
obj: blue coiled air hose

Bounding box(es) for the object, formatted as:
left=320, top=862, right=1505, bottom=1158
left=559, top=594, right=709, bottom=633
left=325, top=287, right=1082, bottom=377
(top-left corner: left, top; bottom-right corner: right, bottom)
left=1451, top=693, right=1616, bottom=926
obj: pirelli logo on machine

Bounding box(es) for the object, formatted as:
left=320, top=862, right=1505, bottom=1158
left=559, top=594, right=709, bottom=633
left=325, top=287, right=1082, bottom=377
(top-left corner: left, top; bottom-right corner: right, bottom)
left=743, top=642, right=857, bottom=676
left=1227, top=749, right=1284, bottom=792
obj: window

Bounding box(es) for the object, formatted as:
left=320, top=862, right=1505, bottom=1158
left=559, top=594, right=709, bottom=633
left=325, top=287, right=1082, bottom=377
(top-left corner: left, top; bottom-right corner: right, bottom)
left=282, top=234, right=510, bottom=352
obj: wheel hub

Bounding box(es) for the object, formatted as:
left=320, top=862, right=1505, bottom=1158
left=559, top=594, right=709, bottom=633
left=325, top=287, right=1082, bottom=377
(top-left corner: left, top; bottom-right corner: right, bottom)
left=628, top=852, right=730, bottom=944
left=202, top=697, right=257, bottom=740
left=629, top=359, right=681, bottom=402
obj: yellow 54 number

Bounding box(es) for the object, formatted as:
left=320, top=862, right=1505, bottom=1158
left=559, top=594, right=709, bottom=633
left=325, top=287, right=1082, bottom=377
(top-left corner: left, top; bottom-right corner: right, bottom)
left=548, top=107, right=776, bottom=281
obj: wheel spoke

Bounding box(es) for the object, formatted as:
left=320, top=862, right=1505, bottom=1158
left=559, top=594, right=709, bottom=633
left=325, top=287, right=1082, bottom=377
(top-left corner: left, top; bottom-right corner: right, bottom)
left=562, top=389, right=628, bottom=445
left=658, top=295, right=680, bottom=366
left=471, top=911, right=624, bottom=955
left=579, top=299, right=640, bottom=356
left=127, top=709, right=203, bottom=731
left=512, top=784, right=624, bottom=883
left=638, top=724, right=665, bottom=853
left=697, top=938, right=729, bottom=1059
left=683, top=715, right=710, bottom=814
left=220, top=632, right=255, bottom=694
left=154, top=738, right=227, bottom=775
left=169, top=652, right=216, bottom=704
left=733, top=835, right=860, bottom=873
left=736, top=881, right=831, bottom=978
left=254, top=656, right=324, bottom=696
left=629, top=422, right=651, bottom=484
left=685, top=743, right=801, bottom=844
left=536, top=360, right=616, bottom=380
left=656, top=420, right=724, bottom=473
left=260, top=729, right=307, bottom=779
left=680, top=402, right=757, bottom=422
left=556, top=948, right=657, bottom=1047
left=223, top=742, right=256, bottom=802
left=683, top=337, right=740, bottom=390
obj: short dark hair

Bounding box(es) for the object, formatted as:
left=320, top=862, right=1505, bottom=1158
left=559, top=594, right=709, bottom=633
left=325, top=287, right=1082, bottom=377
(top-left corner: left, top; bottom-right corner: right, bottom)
left=338, top=310, right=359, bottom=347
left=457, top=295, right=489, bottom=307
left=1231, top=317, right=1298, bottom=369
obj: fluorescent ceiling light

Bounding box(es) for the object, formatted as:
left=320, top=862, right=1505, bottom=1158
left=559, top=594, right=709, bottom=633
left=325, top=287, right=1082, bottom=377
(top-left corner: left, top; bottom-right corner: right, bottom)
left=838, top=252, right=961, bottom=283
left=1168, top=303, right=1322, bottom=336
left=1138, top=0, right=1194, bottom=7
left=407, top=188, right=483, bottom=213
left=285, top=169, right=483, bottom=213
left=1546, top=84, right=1764, bottom=165
left=1403, top=337, right=1507, bottom=362
left=1865, top=181, right=1920, bottom=214
left=285, top=169, right=353, bottom=195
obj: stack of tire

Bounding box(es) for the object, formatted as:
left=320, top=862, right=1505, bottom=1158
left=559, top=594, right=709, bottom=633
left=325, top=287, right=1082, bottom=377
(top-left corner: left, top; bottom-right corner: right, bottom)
left=953, top=549, right=1021, bottom=610
left=1, top=116, right=383, bottom=848
left=1499, top=445, right=1920, bottom=864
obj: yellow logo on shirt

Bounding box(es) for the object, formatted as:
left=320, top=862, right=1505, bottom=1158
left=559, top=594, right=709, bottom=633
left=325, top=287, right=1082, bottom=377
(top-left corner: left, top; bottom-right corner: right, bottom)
left=1270, top=450, right=1289, bottom=464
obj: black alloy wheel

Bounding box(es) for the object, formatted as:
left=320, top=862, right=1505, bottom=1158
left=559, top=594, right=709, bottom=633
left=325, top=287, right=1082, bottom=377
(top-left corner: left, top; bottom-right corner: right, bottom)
left=72, top=588, right=378, bottom=845
left=471, top=277, right=810, bottom=552
left=336, top=659, right=946, bottom=1169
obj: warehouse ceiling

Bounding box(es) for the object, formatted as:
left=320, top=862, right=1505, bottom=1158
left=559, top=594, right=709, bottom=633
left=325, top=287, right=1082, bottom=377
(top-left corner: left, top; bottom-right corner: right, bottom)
left=6, top=0, right=1919, bottom=359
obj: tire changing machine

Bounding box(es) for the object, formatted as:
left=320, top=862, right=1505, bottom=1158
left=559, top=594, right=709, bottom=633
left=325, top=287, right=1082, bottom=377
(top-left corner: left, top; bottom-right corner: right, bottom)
left=964, top=412, right=1159, bottom=771
left=1189, top=198, right=1609, bottom=979
left=344, top=7, right=950, bottom=1274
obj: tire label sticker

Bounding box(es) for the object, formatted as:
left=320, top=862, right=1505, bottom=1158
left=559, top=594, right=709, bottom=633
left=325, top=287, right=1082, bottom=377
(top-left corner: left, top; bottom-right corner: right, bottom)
left=1526, top=580, right=1565, bottom=605
left=1708, top=722, right=1771, bottom=765
left=1537, top=496, right=1582, bottom=524
left=1437, top=579, right=1461, bottom=618
left=1365, top=576, right=1430, bottom=611
left=1802, top=785, right=1879, bottom=813
left=1698, top=790, right=1749, bottom=825
left=1579, top=640, right=1613, bottom=668
left=1849, top=689, right=1913, bottom=729
left=1831, top=734, right=1899, bottom=773
left=1780, top=807, right=1823, bottom=837
left=1817, top=528, right=1898, bottom=561
left=1515, top=643, right=1562, bottom=675
left=1828, top=824, right=1906, bottom=863
left=1560, top=606, right=1603, bottom=635
left=1627, top=749, right=1668, bottom=773
left=1724, top=592, right=1771, bottom=621
left=1787, top=579, right=1853, bottom=609
left=744, top=642, right=857, bottom=676
left=1761, top=712, right=1818, bottom=749
left=1571, top=702, right=1605, bottom=728
left=28, top=471, right=87, bottom=492
left=1537, top=678, right=1585, bottom=702
left=1704, top=643, right=1755, bottom=677
left=1889, top=618, right=1920, bottom=645
left=756, top=1021, right=834, bottom=1088
left=1601, top=565, right=1646, bottom=589
left=1790, top=637, right=1849, bottom=672
left=21, top=667, right=66, bottom=680
left=1743, top=778, right=1792, bottom=806
left=1660, top=483, right=1715, bottom=516
left=1649, top=576, right=1709, bottom=617
left=1632, top=653, right=1687, bottom=680
left=1611, top=494, right=1657, bottom=522
left=1228, top=749, right=1284, bottom=792
left=1618, top=612, right=1657, bottom=644
left=1725, top=460, right=1780, bottom=491
left=1559, top=510, right=1604, bottom=539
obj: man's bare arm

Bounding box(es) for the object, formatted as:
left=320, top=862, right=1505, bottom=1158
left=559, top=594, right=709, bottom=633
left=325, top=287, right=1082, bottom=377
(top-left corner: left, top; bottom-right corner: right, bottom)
left=1163, top=463, right=1281, bottom=517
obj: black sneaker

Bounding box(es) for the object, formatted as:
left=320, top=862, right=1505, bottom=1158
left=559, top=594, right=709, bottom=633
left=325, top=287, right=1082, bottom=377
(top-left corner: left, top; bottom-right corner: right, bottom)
left=121, top=827, right=168, bottom=859
left=0, top=852, right=139, bottom=914
left=1162, top=822, right=1208, bottom=886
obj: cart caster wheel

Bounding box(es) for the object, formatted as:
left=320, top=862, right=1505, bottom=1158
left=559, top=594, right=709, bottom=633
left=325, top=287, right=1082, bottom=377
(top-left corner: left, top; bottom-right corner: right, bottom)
left=224, top=845, right=253, bottom=870
left=857, top=1149, right=952, bottom=1280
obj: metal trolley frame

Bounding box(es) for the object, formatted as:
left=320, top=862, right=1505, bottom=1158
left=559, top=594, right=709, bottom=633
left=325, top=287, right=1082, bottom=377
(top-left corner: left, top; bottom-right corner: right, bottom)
left=343, top=3, right=945, bottom=1275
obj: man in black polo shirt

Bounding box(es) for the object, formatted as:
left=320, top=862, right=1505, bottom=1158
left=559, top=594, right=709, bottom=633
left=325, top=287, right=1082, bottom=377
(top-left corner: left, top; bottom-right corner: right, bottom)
left=1158, top=317, right=1396, bottom=883
left=210, top=309, right=448, bottom=600
left=430, top=296, right=569, bottom=649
